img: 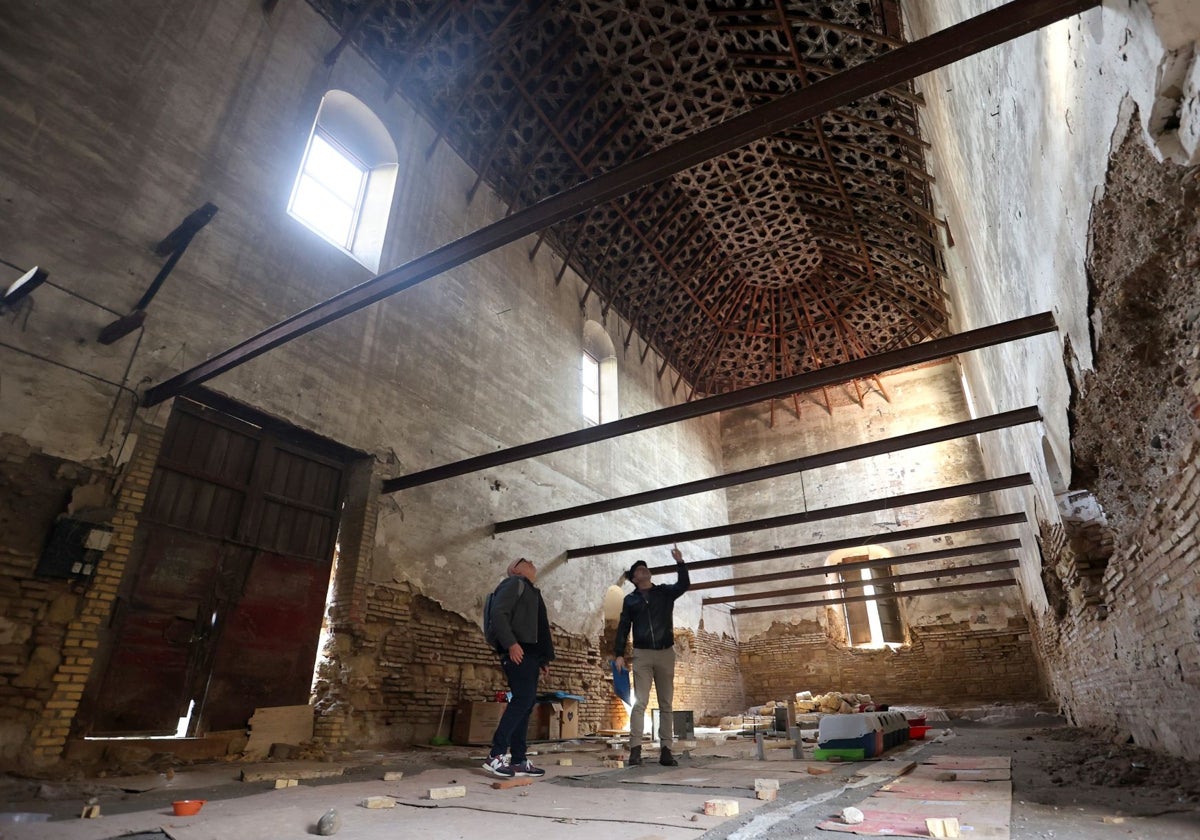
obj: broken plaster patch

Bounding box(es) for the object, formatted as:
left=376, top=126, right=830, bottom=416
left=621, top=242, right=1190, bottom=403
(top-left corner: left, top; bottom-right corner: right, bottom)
left=1149, top=45, right=1199, bottom=163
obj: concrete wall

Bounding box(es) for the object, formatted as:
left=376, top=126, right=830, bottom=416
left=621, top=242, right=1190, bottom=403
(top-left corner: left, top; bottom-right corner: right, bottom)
left=0, top=0, right=731, bottom=762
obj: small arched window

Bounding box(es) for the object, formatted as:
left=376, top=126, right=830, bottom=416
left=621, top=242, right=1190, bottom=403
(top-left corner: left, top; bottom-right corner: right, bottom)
left=581, top=321, right=618, bottom=425
left=289, top=91, right=397, bottom=271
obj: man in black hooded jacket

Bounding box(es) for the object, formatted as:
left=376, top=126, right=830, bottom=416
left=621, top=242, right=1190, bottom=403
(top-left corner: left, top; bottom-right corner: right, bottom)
left=613, top=546, right=689, bottom=766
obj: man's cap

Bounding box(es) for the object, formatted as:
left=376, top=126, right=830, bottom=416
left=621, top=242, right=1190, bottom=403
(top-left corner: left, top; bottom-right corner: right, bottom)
left=626, top=560, right=648, bottom=582
left=507, top=557, right=528, bottom=576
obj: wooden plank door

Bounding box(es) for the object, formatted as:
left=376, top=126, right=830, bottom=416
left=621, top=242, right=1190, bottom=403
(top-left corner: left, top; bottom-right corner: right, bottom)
left=80, top=401, right=348, bottom=736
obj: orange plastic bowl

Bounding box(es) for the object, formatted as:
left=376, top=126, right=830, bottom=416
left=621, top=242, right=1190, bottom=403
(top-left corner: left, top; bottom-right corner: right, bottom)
left=172, top=800, right=206, bottom=816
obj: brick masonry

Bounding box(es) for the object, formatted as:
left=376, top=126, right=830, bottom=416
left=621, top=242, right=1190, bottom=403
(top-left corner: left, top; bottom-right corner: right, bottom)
left=1032, top=430, right=1200, bottom=759
left=313, top=580, right=616, bottom=744
left=0, top=435, right=97, bottom=764
left=673, top=628, right=746, bottom=724
left=312, top=585, right=747, bottom=744
left=20, top=422, right=163, bottom=766
left=738, top=616, right=1043, bottom=706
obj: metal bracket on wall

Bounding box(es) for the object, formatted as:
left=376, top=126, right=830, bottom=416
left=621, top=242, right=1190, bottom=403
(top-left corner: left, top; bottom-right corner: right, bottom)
left=99, top=202, right=218, bottom=345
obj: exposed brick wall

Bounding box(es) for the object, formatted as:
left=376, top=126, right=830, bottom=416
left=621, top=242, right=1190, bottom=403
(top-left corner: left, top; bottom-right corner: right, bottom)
left=738, top=617, right=1043, bottom=706
left=313, top=581, right=615, bottom=746
left=327, top=459, right=378, bottom=636
left=1033, top=430, right=1200, bottom=759
left=0, top=434, right=85, bottom=766
left=24, top=423, right=162, bottom=766
left=674, top=628, right=745, bottom=724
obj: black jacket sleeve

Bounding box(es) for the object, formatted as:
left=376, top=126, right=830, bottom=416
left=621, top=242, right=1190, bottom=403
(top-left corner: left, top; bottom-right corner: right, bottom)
left=666, top=560, right=690, bottom=599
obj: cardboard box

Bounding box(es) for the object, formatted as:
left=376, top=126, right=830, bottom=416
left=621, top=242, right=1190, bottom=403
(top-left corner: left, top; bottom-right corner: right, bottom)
left=528, top=698, right=580, bottom=740
left=559, top=698, right=579, bottom=739
left=452, top=701, right=507, bottom=745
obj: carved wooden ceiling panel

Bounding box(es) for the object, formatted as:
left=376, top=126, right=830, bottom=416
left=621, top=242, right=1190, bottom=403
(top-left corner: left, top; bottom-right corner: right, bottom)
left=306, top=0, right=948, bottom=398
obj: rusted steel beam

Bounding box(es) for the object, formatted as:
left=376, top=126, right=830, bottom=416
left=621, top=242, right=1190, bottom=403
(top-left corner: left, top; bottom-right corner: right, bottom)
left=728, top=578, right=1017, bottom=615
left=662, top=514, right=1025, bottom=576
left=565, top=473, right=1033, bottom=558
left=494, top=407, right=1039, bottom=532
left=142, top=0, right=1096, bottom=407
left=699, top=544, right=1020, bottom=603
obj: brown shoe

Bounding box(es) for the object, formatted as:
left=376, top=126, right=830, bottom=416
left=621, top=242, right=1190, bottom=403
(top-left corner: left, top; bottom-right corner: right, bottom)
left=627, top=746, right=642, bottom=766
left=659, top=746, right=678, bottom=766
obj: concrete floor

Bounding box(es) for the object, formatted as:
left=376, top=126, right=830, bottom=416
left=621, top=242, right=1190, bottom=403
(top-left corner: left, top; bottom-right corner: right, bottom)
left=2, top=711, right=1198, bottom=839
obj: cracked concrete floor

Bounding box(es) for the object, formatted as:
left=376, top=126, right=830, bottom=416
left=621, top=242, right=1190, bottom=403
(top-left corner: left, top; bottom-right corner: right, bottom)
left=2, top=713, right=1199, bottom=839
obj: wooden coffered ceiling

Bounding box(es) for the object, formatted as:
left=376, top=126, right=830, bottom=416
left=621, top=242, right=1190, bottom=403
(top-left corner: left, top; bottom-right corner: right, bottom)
left=304, top=0, right=949, bottom=398
left=304, top=0, right=950, bottom=398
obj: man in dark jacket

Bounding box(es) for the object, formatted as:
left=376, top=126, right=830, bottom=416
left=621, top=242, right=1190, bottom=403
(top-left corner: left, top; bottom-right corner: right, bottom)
left=614, top=546, right=689, bottom=766
left=483, top=557, right=555, bottom=779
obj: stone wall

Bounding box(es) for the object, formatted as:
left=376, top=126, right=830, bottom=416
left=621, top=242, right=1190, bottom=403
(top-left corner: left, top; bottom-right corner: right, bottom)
left=738, top=617, right=1042, bottom=707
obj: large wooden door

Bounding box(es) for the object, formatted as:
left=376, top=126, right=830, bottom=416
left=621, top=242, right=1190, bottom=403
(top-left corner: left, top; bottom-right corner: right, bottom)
left=81, top=400, right=349, bottom=736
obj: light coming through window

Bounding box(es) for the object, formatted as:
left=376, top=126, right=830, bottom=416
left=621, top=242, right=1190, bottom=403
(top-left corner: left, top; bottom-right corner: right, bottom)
left=581, top=352, right=600, bottom=425
left=289, top=132, right=367, bottom=249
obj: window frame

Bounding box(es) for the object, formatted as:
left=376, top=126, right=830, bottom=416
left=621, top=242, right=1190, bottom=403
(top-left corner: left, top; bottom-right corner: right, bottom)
left=289, top=127, right=370, bottom=252
left=581, top=350, right=601, bottom=426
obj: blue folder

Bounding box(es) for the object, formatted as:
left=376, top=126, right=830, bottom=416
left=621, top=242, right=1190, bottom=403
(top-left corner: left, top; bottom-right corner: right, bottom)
left=610, top=662, right=632, bottom=705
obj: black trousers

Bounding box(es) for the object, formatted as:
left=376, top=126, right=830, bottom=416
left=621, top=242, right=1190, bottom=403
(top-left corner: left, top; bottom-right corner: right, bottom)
left=489, top=654, right=540, bottom=762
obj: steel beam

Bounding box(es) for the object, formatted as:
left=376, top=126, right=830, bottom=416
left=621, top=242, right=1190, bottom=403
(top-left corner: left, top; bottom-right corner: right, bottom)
left=728, top=578, right=1018, bottom=615
left=646, top=512, right=1027, bottom=575
left=565, top=472, right=1033, bottom=557
left=702, top=555, right=1020, bottom=605
left=700, top=552, right=1017, bottom=604
left=495, top=406, right=1040, bottom=532
left=387, top=314, right=1053, bottom=493
left=142, top=0, right=1097, bottom=407
left=693, top=538, right=1022, bottom=596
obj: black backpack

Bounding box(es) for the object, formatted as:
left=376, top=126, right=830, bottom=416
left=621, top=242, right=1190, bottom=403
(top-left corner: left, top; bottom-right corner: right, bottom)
left=483, top=577, right=525, bottom=652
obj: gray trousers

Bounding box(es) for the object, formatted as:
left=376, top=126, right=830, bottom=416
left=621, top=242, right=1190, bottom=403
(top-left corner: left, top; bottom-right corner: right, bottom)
left=629, top=646, right=676, bottom=748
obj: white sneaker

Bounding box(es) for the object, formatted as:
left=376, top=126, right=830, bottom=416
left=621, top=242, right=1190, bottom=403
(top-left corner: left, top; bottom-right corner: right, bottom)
left=482, top=754, right=515, bottom=777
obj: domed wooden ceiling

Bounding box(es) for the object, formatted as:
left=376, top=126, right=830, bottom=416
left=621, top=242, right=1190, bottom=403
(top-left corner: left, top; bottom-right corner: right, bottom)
left=308, top=0, right=948, bottom=397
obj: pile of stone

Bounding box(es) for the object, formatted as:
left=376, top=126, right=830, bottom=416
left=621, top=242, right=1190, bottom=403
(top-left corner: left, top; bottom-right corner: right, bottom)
left=715, top=691, right=879, bottom=731
left=792, top=691, right=876, bottom=714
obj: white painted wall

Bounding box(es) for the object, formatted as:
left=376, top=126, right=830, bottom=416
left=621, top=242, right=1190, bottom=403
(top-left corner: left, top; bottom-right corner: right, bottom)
left=903, top=0, right=1200, bottom=609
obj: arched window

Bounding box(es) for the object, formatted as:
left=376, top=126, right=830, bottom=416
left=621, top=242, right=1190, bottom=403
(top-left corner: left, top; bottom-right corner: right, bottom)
left=831, top=549, right=905, bottom=647
left=289, top=91, right=397, bottom=271
left=581, top=321, right=618, bottom=425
